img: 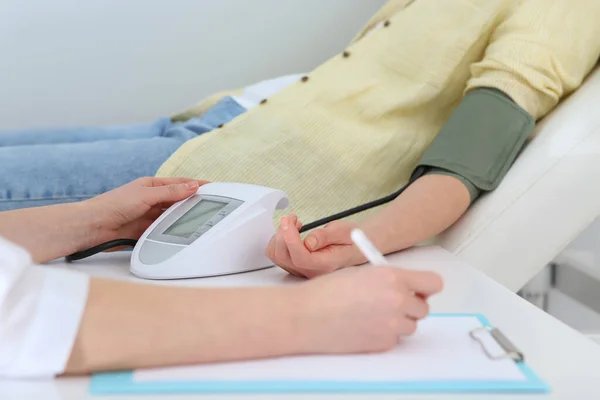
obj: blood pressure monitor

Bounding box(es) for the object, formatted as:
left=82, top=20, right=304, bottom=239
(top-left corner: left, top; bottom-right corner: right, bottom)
left=131, top=182, right=289, bottom=279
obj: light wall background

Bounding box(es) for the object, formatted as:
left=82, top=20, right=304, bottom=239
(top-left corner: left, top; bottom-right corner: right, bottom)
left=0, top=0, right=386, bottom=129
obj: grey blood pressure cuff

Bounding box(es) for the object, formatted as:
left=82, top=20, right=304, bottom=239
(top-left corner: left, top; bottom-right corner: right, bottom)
left=415, top=87, right=535, bottom=202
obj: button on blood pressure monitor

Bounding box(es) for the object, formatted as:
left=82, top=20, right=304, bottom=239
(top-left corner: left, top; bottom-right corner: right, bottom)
left=131, top=182, right=289, bottom=279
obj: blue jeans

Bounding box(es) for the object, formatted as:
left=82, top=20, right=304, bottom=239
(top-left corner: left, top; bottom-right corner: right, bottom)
left=0, top=97, right=246, bottom=211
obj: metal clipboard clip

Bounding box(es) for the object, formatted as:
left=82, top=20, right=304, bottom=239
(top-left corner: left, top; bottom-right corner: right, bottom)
left=469, top=326, right=524, bottom=362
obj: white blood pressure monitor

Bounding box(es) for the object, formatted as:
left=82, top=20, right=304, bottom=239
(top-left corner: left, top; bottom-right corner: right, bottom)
left=131, top=182, right=289, bottom=279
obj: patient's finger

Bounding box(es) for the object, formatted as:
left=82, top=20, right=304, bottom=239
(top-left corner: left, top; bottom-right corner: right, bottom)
left=284, top=214, right=302, bottom=231
left=278, top=264, right=303, bottom=277
left=273, top=221, right=303, bottom=276
left=265, top=235, right=277, bottom=261
left=288, top=214, right=298, bottom=226
left=282, top=219, right=313, bottom=269
left=274, top=218, right=293, bottom=268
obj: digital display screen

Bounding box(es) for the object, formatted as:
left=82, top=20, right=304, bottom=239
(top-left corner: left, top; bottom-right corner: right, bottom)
left=163, top=200, right=227, bottom=238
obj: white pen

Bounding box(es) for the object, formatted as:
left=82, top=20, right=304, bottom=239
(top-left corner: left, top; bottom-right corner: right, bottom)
left=350, top=228, right=389, bottom=266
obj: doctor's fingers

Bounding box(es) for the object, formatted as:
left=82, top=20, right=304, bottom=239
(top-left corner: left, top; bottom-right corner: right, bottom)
left=143, top=207, right=166, bottom=221
left=141, top=181, right=200, bottom=206
left=399, top=270, right=444, bottom=298
left=402, top=294, right=430, bottom=321
left=145, top=177, right=210, bottom=188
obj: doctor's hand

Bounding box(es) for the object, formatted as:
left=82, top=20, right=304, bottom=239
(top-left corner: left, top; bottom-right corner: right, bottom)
left=298, top=266, right=443, bottom=354
left=266, top=215, right=366, bottom=278
left=81, top=177, right=209, bottom=250
left=0, top=176, right=209, bottom=264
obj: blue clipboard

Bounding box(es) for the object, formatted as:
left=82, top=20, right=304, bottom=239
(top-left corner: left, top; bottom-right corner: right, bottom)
left=90, top=314, right=550, bottom=395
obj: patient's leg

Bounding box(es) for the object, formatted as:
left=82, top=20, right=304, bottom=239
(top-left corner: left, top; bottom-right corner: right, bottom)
left=0, top=119, right=173, bottom=147
left=0, top=136, right=182, bottom=211
left=0, top=97, right=247, bottom=211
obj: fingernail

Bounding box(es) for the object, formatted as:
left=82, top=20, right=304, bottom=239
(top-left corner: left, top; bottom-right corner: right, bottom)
left=186, top=181, right=198, bottom=190
left=281, top=218, right=289, bottom=231
left=305, top=236, right=317, bottom=250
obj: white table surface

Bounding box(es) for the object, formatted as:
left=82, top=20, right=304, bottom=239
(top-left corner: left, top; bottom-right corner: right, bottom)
left=2, top=246, right=600, bottom=400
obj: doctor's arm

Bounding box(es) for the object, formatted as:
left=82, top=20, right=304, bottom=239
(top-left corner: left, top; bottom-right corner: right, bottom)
left=64, top=267, right=440, bottom=375
left=0, top=178, right=442, bottom=378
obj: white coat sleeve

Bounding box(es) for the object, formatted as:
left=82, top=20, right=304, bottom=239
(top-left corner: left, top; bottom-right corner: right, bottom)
left=0, top=237, right=89, bottom=379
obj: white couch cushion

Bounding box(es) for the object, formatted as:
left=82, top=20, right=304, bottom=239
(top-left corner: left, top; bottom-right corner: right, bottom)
left=438, top=67, right=600, bottom=292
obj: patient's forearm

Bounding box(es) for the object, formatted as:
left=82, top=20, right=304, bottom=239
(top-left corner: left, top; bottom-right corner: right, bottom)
left=64, top=278, right=305, bottom=374
left=360, top=174, right=471, bottom=255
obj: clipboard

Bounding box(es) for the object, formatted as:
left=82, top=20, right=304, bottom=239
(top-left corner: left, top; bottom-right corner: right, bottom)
left=90, top=314, right=550, bottom=395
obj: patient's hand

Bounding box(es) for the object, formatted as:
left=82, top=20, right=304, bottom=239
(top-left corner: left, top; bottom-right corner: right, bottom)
left=266, top=215, right=367, bottom=278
